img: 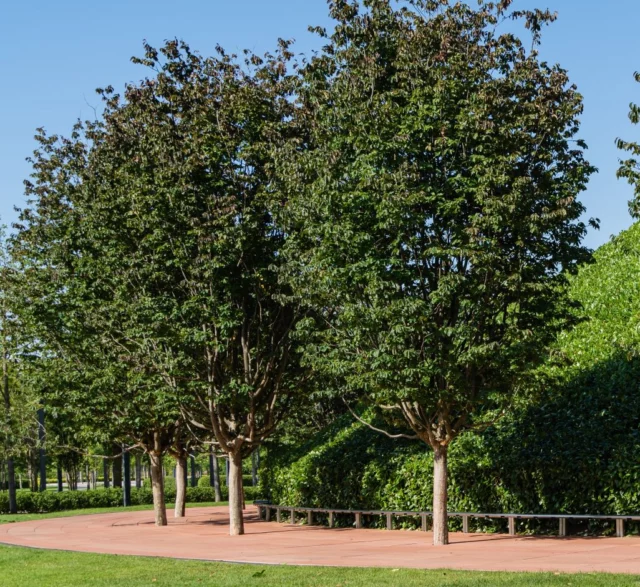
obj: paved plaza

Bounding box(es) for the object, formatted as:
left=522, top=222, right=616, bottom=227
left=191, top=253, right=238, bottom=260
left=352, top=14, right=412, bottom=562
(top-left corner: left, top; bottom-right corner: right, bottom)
left=2, top=506, right=640, bottom=574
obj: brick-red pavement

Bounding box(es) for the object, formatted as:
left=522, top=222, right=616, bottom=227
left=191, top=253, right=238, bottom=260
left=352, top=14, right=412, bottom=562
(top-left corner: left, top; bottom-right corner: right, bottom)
left=2, top=506, right=640, bottom=574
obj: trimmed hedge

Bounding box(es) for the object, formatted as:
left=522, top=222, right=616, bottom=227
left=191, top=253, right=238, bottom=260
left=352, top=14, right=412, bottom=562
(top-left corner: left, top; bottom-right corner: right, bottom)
left=142, top=477, right=176, bottom=492
left=197, top=475, right=254, bottom=488
left=262, top=393, right=640, bottom=524
left=0, top=485, right=265, bottom=514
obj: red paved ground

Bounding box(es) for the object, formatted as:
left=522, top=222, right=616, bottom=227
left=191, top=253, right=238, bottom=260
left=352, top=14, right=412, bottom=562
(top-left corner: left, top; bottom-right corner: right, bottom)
left=2, top=506, right=640, bottom=574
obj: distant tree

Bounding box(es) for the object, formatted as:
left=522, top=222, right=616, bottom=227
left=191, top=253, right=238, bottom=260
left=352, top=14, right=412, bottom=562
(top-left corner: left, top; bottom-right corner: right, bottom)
left=617, top=71, right=640, bottom=219
left=278, top=0, right=597, bottom=545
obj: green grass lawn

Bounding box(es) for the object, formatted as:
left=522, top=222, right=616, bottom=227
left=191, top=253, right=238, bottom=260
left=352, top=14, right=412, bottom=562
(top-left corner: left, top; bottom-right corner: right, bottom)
left=2, top=506, right=640, bottom=585
left=0, top=502, right=227, bottom=524
left=0, top=545, right=639, bottom=586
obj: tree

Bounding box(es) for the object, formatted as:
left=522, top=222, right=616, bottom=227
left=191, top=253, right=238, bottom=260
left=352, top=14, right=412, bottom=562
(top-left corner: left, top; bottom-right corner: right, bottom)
left=617, top=72, right=640, bottom=219
left=0, top=225, right=17, bottom=512
left=277, top=0, right=596, bottom=545
left=13, top=39, right=309, bottom=535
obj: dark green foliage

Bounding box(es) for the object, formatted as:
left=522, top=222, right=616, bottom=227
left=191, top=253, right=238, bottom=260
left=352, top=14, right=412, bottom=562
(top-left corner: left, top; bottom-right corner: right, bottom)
left=263, top=397, right=640, bottom=522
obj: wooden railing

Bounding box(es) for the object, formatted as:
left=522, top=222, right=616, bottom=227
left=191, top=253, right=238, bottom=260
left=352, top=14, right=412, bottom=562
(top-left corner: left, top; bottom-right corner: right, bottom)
left=254, top=504, right=640, bottom=538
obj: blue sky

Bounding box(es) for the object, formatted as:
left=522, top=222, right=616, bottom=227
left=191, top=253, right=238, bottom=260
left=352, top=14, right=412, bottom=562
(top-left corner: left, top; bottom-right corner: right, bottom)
left=1, top=0, right=638, bottom=250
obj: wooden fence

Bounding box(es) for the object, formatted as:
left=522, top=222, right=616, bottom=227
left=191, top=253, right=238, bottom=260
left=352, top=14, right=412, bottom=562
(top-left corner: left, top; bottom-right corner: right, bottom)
left=255, top=504, right=640, bottom=538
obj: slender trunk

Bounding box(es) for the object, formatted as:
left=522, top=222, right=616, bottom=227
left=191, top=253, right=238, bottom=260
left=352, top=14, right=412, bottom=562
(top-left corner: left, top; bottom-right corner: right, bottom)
left=135, top=453, right=142, bottom=489
left=112, top=446, right=122, bottom=488
left=5, top=457, right=16, bottom=513
left=228, top=454, right=244, bottom=536
left=103, top=459, right=110, bottom=488
left=149, top=450, right=167, bottom=527
left=251, top=450, right=258, bottom=487
left=432, top=444, right=449, bottom=546
left=2, top=395, right=16, bottom=511
left=174, top=455, right=187, bottom=518
left=211, top=453, right=222, bottom=502
left=2, top=293, right=16, bottom=513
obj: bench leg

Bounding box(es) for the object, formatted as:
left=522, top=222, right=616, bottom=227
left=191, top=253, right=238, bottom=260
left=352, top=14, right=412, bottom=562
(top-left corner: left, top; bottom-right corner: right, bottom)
left=559, top=518, right=566, bottom=537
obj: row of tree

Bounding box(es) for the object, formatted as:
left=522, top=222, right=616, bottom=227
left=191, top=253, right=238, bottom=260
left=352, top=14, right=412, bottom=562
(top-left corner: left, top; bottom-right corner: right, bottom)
left=6, top=0, right=640, bottom=546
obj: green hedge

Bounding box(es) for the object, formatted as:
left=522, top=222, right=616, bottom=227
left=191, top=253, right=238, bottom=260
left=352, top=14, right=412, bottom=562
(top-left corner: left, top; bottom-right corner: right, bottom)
left=197, top=475, right=255, bottom=488
left=0, top=485, right=265, bottom=514
left=142, top=477, right=176, bottom=492
left=262, top=393, right=640, bottom=525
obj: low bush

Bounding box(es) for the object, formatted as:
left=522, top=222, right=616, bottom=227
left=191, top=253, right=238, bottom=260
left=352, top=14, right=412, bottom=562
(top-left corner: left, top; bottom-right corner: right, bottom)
left=0, top=484, right=264, bottom=514
left=142, top=476, right=176, bottom=492
left=262, top=387, right=640, bottom=524
left=197, top=475, right=254, bottom=488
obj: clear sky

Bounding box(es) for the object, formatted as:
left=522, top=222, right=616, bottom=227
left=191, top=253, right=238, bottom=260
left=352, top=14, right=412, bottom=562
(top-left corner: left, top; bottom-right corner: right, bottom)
left=1, top=0, right=639, bottom=250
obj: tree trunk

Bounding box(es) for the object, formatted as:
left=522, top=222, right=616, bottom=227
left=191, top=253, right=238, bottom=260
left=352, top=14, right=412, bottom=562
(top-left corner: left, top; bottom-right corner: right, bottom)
left=135, top=453, right=142, bottom=489
left=228, top=454, right=244, bottom=536
left=174, top=455, right=187, bottom=518
left=2, top=309, right=16, bottom=513
left=432, top=444, right=449, bottom=546
left=211, top=453, right=222, bottom=502
left=113, top=448, right=122, bottom=488
left=149, top=450, right=167, bottom=527
left=251, top=450, right=258, bottom=487
left=103, top=459, right=110, bottom=488
left=6, top=457, right=16, bottom=514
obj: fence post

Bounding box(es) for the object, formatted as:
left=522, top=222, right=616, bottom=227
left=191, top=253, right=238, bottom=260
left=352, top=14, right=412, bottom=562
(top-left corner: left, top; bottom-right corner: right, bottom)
left=290, top=508, right=296, bottom=525
left=421, top=513, right=428, bottom=532
left=462, top=515, right=470, bottom=534
left=386, top=513, right=392, bottom=531
left=616, top=519, right=625, bottom=538
left=355, top=512, right=362, bottom=529
left=329, top=511, right=334, bottom=528
left=559, top=518, right=567, bottom=537
left=508, top=517, right=515, bottom=536
left=276, top=507, right=281, bottom=523
left=307, top=511, right=313, bottom=526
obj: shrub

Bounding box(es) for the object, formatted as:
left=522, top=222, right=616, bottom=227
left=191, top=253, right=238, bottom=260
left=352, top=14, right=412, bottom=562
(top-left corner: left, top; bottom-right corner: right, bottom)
left=142, top=476, right=176, bottom=492
left=0, top=483, right=264, bottom=514
left=262, top=394, right=640, bottom=522
left=197, top=475, right=254, bottom=488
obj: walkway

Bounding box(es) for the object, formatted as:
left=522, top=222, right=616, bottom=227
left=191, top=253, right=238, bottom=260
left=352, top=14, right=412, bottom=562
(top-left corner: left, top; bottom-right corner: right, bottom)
left=2, top=506, right=640, bottom=574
